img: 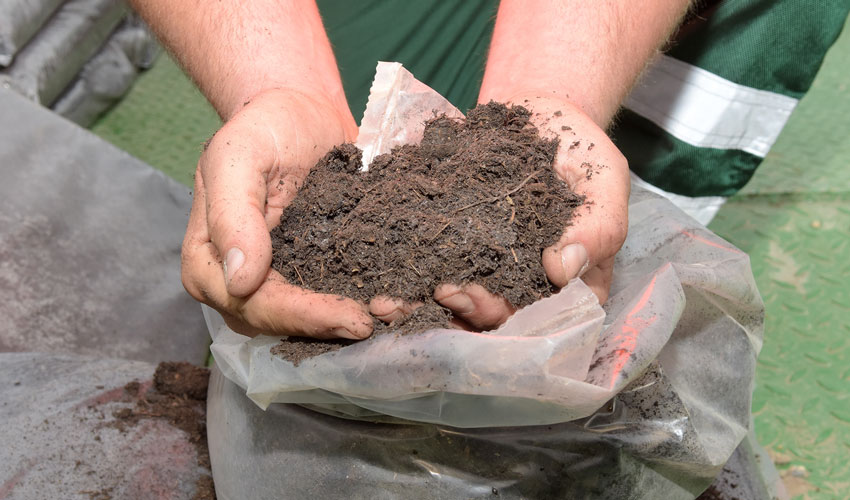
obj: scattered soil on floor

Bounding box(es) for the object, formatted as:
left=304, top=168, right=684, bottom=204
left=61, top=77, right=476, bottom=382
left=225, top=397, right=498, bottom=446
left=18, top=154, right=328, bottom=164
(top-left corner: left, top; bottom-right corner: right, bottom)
left=112, top=362, right=215, bottom=500
left=154, top=360, right=211, bottom=400
left=270, top=102, right=584, bottom=364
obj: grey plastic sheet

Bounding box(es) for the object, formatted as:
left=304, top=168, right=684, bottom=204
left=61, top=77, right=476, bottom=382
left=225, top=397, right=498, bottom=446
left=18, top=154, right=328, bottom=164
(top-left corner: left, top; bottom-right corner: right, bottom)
left=0, top=0, right=64, bottom=67
left=52, top=17, right=161, bottom=126
left=0, top=87, right=209, bottom=364
left=209, top=363, right=786, bottom=500
left=0, top=353, right=211, bottom=499
left=0, top=0, right=126, bottom=105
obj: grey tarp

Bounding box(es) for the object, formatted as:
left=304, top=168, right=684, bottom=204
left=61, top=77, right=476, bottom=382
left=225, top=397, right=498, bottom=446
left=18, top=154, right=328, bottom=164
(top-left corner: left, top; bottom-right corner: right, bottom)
left=0, top=0, right=126, bottom=105
left=52, top=16, right=161, bottom=127
left=0, top=352, right=211, bottom=499
left=0, top=0, right=65, bottom=67
left=0, top=87, right=209, bottom=364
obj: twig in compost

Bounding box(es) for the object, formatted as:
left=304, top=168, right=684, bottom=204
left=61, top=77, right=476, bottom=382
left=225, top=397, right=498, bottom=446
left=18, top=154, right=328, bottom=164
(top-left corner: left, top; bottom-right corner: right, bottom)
left=427, top=220, right=453, bottom=242
left=406, top=260, right=423, bottom=277
left=292, top=264, right=305, bottom=286
left=453, top=170, right=542, bottom=214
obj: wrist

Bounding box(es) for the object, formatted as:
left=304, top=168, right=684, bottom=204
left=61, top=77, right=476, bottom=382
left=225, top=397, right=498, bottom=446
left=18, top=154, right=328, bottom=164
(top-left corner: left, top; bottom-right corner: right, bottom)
left=478, top=86, right=610, bottom=129
left=232, top=87, right=358, bottom=142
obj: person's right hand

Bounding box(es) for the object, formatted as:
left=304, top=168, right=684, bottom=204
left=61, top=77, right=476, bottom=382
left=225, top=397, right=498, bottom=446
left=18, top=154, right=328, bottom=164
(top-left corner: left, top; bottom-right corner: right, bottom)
left=181, top=88, right=374, bottom=340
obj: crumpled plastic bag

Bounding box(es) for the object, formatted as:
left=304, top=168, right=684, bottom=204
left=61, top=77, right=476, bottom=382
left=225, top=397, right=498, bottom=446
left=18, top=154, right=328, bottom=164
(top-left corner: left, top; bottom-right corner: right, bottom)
left=356, top=61, right=465, bottom=168
left=205, top=62, right=764, bottom=498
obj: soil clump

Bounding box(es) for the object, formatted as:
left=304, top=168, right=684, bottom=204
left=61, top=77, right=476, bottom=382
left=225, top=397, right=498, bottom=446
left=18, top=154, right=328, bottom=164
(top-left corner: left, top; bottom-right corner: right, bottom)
left=270, top=102, right=584, bottom=363
left=112, top=362, right=215, bottom=500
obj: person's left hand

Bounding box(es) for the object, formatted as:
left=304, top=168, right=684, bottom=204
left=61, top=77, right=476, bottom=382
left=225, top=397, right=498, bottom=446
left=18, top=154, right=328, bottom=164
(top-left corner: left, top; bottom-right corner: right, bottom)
left=371, top=96, right=630, bottom=331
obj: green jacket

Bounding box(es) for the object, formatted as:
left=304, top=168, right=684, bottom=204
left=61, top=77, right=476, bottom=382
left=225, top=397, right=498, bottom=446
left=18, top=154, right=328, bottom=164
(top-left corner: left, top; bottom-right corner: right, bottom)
left=318, top=0, right=849, bottom=197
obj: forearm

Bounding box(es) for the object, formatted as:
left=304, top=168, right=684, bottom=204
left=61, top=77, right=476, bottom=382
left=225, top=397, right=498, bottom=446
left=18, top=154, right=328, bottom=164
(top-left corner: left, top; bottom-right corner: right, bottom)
left=480, top=0, right=692, bottom=127
left=130, top=0, right=352, bottom=124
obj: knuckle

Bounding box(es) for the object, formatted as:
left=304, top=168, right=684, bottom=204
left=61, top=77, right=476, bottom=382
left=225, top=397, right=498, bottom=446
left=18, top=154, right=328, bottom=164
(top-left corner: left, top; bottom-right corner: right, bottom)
left=612, top=217, right=629, bottom=245
left=181, top=273, right=203, bottom=303
left=241, top=303, right=279, bottom=335
left=205, top=200, right=229, bottom=232
left=180, top=253, right=204, bottom=302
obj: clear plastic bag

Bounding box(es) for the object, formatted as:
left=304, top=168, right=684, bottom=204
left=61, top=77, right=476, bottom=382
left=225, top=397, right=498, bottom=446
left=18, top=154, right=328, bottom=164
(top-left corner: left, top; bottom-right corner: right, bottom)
left=205, top=63, right=765, bottom=498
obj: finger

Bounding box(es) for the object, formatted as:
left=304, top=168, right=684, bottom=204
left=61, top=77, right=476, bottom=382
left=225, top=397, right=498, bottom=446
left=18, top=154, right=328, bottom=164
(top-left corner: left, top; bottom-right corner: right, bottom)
left=240, top=274, right=373, bottom=339
left=545, top=153, right=629, bottom=287
left=542, top=242, right=588, bottom=289
left=434, top=283, right=515, bottom=331
left=581, top=263, right=614, bottom=305
left=368, top=296, right=423, bottom=324
left=447, top=315, right=475, bottom=332
left=183, top=230, right=373, bottom=340
left=587, top=254, right=616, bottom=303
left=201, top=117, right=279, bottom=298
left=182, top=166, right=218, bottom=296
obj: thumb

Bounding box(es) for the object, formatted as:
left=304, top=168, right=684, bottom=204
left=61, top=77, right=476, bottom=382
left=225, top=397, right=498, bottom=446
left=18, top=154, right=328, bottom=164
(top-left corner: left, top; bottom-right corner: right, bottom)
left=201, top=120, right=278, bottom=298
left=543, top=146, right=630, bottom=288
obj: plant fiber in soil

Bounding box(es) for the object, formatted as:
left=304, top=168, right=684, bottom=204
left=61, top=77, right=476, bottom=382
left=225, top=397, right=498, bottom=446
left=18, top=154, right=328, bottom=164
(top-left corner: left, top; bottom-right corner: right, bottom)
left=270, top=102, right=583, bottom=363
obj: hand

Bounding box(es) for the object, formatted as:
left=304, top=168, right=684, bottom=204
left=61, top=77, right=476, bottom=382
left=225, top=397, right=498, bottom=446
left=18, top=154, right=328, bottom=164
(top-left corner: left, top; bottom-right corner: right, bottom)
left=387, top=96, right=629, bottom=332
left=526, top=95, right=630, bottom=302
left=181, top=89, right=374, bottom=339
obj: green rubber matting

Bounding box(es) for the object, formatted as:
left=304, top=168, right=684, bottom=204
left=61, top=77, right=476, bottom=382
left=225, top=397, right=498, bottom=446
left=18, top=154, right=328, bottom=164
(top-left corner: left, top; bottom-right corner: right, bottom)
left=91, top=55, right=220, bottom=187
left=707, top=15, right=850, bottom=500
left=92, top=17, right=850, bottom=500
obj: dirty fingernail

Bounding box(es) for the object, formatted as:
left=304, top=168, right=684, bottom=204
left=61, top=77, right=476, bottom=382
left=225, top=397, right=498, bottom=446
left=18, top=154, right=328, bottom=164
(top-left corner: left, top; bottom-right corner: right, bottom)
left=331, top=327, right=357, bottom=339
left=441, top=292, right=475, bottom=315
left=224, top=247, right=245, bottom=285
left=560, top=243, right=589, bottom=280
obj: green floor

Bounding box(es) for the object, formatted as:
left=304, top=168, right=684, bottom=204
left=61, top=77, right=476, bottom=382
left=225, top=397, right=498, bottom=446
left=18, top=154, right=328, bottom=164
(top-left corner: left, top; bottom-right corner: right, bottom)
left=93, top=18, right=850, bottom=500
left=707, top=17, right=850, bottom=499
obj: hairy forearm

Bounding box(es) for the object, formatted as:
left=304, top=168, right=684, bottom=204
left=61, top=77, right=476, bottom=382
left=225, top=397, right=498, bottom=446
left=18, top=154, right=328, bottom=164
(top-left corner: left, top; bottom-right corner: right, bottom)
left=480, top=0, right=692, bottom=127
left=130, top=0, right=351, bottom=123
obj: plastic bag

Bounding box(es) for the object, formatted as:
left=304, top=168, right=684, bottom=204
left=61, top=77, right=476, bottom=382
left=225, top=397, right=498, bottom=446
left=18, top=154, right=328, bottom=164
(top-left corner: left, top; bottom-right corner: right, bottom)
left=356, top=61, right=464, bottom=169
left=209, top=364, right=786, bottom=500
left=206, top=62, right=765, bottom=498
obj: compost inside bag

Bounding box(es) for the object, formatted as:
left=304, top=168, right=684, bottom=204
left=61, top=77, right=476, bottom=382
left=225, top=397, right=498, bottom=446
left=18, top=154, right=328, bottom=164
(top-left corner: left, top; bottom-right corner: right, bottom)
left=205, top=62, right=765, bottom=499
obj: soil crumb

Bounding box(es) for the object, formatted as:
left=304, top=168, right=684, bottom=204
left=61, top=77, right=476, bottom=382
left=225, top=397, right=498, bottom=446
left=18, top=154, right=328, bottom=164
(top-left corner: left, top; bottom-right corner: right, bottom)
left=113, top=362, right=215, bottom=500
left=154, top=360, right=210, bottom=400
left=270, top=102, right=584, bottom=363
left=270, top=337, right=355, bottom=367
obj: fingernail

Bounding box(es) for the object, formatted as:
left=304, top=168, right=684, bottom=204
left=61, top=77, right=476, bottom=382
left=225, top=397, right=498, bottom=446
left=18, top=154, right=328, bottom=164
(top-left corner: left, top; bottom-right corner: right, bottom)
left=331, top=327, right=360, bottom=340
left=224, top=247, right=245, bottom=285
left=560, top=243, right=589, bottom=280
left=443, top=292, right=475, bottom=314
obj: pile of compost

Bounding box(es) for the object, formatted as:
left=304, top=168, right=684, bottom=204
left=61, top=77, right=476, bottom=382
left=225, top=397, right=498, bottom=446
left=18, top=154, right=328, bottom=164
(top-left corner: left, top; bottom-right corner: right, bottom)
left=270, top=102, right=584, bottom=362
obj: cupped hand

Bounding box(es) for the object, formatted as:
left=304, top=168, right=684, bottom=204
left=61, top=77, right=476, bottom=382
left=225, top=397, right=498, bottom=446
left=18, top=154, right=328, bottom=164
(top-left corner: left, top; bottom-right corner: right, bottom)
left=431, top=96, right=630, bottom=331
left=181, top=89, right=374, bottom=339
